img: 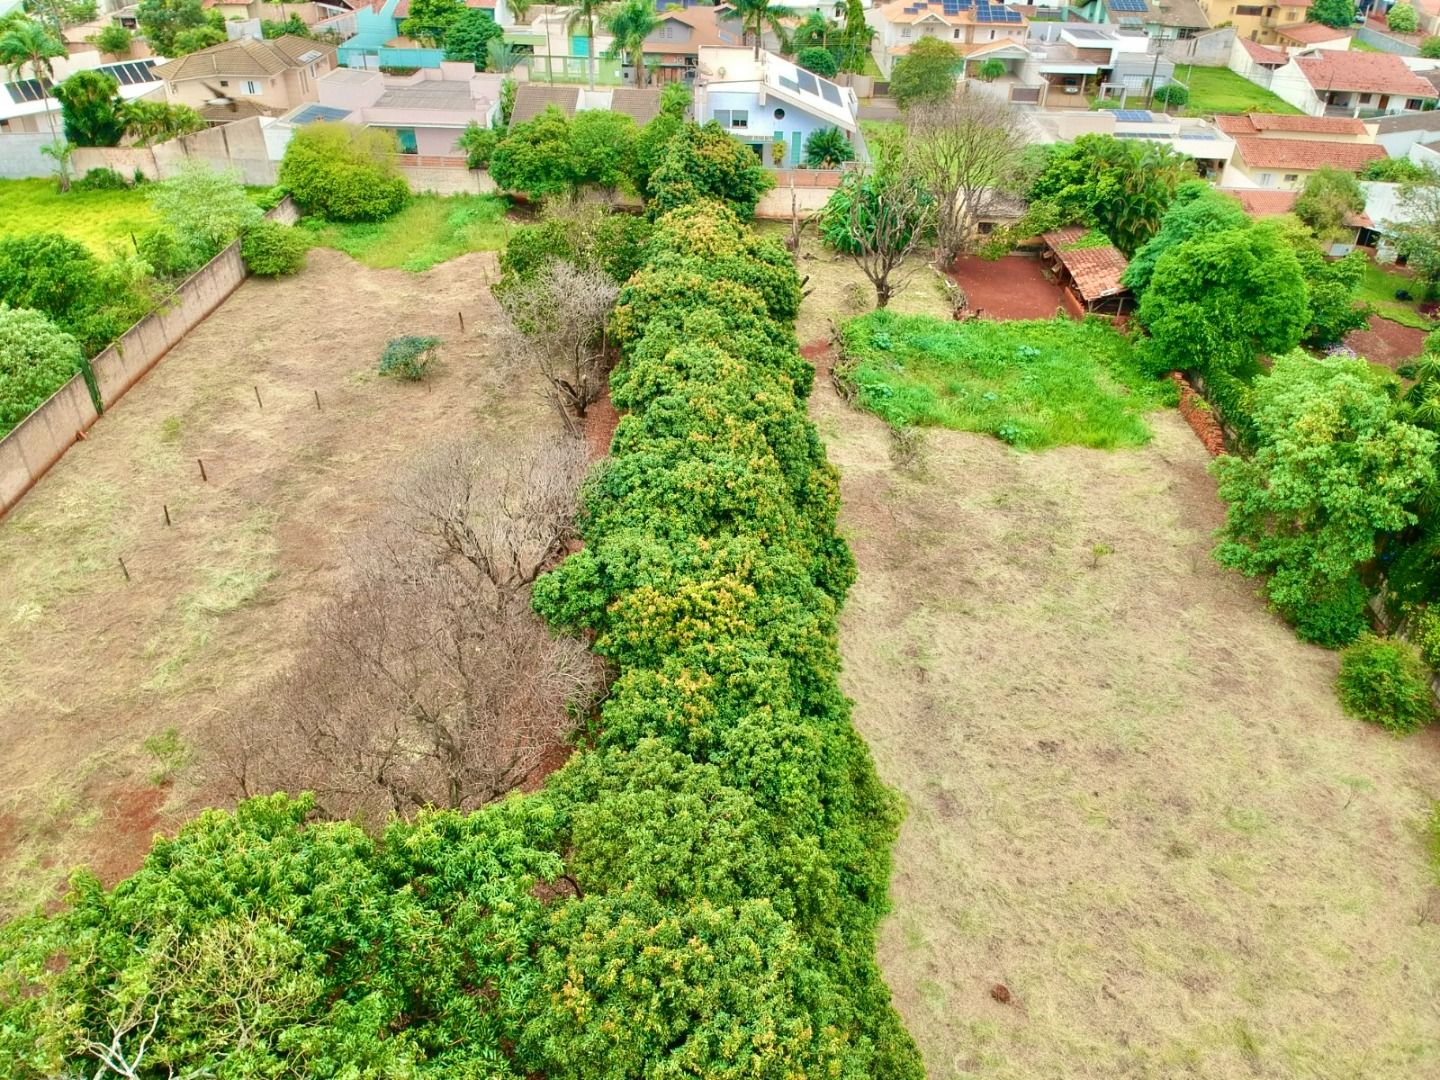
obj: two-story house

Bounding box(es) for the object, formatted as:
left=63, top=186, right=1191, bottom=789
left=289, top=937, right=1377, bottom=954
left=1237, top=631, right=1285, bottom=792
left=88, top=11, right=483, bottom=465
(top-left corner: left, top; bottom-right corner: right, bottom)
left=151, top=34, right=336, bottom=123
left=1196, top=0, right=1311, bottom=44
left=869, top=0, right=1029, bottom=79
left=1216, top=112, right=1385, bottom=188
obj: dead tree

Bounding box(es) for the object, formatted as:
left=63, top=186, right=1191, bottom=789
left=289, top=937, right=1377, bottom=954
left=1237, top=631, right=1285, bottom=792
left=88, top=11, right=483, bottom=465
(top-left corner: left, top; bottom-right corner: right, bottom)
left=906, top=88, right=1030, bottom=267
left=839, top=166, right=938, bottom=309
left=496, top=259, right=619, bottom=434
left=214, top=436, right=601, bottom=823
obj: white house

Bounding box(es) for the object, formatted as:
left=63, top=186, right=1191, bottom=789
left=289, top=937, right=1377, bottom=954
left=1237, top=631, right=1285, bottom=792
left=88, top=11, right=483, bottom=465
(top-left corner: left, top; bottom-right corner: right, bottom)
left=1268, top=48, right=1438, bottom=117
left=868, top=0, right=1029, bottom=79
left=693, top=46, right=862, bottom=168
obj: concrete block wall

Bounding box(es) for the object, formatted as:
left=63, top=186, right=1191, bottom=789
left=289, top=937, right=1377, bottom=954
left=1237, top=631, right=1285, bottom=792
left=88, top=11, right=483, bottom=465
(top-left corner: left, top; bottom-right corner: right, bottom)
left=0, top=198, right=298, bottom=517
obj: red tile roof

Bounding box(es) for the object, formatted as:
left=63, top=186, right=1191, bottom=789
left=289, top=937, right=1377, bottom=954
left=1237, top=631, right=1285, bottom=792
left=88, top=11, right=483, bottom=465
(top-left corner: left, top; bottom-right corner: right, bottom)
left=1220, top=188, right=1298, bottom=217
left=1275, top=21, right=1350, bottom=43
left=1239, top=38, right=1289, bottom=66
left=1215, top=112, right=1368, bottom=136
left=1232, top=135, right=1387, bottom=171
left=1297, top=50, right=1439, bottom=99
left=1042, top=226, right=1128, bottom=302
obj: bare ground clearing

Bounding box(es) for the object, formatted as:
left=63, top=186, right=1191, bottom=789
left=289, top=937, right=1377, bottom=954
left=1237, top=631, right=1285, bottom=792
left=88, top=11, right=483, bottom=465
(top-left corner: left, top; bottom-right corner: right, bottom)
left=0, top=248, right=554, bottom=916
left=798, top=256, right=1440, bottom=1078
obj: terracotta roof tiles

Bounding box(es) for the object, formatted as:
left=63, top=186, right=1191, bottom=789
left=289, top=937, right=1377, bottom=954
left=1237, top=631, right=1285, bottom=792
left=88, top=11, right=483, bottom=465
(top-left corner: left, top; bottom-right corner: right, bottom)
left=1296, top=50, right=1438, bottom=99
left=1232, top=135, right=1386, bottom=171
left=1043, top=226, right=1128, bottom=303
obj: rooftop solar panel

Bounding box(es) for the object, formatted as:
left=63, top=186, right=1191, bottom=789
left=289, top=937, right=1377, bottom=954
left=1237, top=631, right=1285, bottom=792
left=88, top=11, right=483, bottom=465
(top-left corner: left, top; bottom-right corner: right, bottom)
left=1110, top=0, right=1148, bottom=10
left=820, top=81, right=842, bottom=105
left=4, top=77, right=50, bottom=104
left=1115, top=109, right=1152, bottom=121
left=796, top=69, right=818, bottom=95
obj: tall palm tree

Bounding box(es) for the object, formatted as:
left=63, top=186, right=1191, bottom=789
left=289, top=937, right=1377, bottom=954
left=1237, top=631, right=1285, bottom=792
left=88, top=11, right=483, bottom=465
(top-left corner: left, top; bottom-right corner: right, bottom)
left=732, top=0, right=793, bottom=60
left=0, top=19, right=66, bottom=140
left=604, top=0, right=658, bottom=87
left=565, top=0, right=614, bottom=90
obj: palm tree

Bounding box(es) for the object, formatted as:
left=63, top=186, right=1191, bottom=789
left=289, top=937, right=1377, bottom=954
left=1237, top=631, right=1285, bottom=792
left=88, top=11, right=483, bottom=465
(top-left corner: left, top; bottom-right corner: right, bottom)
left=0, top=19, right=66, bottom=141
left=733, top=0, right=793, bottom=60
left=604, top=0, right=658, bottom=87
left=565, top=0, right=614, bottom=90
left=794, top=11, right=835, bottom=50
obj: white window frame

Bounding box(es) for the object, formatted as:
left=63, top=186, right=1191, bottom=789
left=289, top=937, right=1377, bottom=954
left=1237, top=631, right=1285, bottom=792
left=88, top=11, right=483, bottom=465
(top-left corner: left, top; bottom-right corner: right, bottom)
left=244, top=80, right=259, bottom=95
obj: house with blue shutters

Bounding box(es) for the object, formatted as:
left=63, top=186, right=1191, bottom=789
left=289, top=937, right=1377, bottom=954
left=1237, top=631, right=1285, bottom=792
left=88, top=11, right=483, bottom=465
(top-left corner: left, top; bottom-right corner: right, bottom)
left=693, top=46, right=864, bottom=168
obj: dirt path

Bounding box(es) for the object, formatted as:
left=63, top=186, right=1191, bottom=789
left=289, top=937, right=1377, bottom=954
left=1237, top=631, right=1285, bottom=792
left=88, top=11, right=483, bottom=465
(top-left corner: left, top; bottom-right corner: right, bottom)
left=807, top=346, right=1440, bottom=1079
left=0, top=249, right=556, bottom=914
left=1346, top=314, right=1427, bottom=371
left=949, top=254, right=1071, bottom=321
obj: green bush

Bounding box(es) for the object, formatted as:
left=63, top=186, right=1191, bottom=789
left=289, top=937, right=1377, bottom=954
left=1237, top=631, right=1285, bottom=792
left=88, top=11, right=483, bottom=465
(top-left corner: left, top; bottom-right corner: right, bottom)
left=241, top=220, right=307, bottom=277
left=804, top=126, right=855, bottom=168
left=278, top=122, right=410, bottom=222
left=796, top=45, right=838, bottom=78
left=647, top=122, right=773, bottom=221
left=0, top=306, right=84, bottom=436
left=1152, top=83, right=1188, bottom=107
left=1286, top=574, right=1370, bottom=648
left=136, top=228, right=198, bottom=279
left=0, top=232, right=148, bottom=355
left=455, top=120, right=497, bottom=169
left=73, top=166, right=129, bottom=191
left=489, top=105, right=577, bottom=200
left=1336, top=633, right=1434, bottom=734
left=378, top=334, right=440, bottom=380
left=1389, top=1, right=1419, bottom=32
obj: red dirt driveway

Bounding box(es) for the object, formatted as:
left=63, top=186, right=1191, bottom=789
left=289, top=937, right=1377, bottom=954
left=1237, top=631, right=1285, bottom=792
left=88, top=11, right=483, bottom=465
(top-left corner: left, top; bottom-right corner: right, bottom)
left=1345, top=315, right=1427, bottom=371
left=949, top=254, right=1071, bottom=321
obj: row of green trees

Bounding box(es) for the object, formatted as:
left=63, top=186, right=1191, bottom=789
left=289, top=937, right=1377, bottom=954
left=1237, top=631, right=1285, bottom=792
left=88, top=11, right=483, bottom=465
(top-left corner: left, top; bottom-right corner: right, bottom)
left=0, top=128, right=924, bottom=1080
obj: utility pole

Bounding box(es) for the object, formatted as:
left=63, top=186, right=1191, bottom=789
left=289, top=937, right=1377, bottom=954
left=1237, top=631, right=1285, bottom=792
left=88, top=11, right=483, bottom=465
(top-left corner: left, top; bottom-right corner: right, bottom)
left=1143, top=39, right=1162, bottom=110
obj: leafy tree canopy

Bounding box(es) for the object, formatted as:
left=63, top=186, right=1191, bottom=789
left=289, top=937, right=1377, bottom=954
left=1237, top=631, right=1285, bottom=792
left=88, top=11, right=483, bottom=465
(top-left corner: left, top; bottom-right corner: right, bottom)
left=569, top=108, right=637, bottom=192
left=53, top=69, right=126, bottom=147
left=1294, top=165, right=1365, bottom=242
left=1122, top=180, right=1247, bottom=295
left=0, top=305, right=83, bottom=436
left=1136, top=220, right=1310, bottom=377
left=1309, top=0, right=1356, bottom=28
left=647, top=121, right=773, bottom=220
left=1027, top=133, right=1194, bottom=255
left=1213, top=352, right=1435, bottom=637
left=1389, top=1, right=1419, bottom=32
left=399, top=0, right=465, bottom=45
left=135, top=0, right=220, bottom=56
left=489, top=104, right=578, bottom=199
left=278, top=122, right=410, bottom=221
left=796, top=45, right=838, bottom=78
left=890, top=36, right=957, bottom=109
left=443, top=6, right=502, bottom=66
left=149, top=159, right=262, bottom=261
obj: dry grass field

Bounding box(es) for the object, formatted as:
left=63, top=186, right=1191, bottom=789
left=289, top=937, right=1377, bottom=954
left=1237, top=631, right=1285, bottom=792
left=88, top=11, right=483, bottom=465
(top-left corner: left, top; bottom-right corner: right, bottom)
left=0, top=248, right=553, bottom=916
left=799, top=250, right=1440, bottom=1079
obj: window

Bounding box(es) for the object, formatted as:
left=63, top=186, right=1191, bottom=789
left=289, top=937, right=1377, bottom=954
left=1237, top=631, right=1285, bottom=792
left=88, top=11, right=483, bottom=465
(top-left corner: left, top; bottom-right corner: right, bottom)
left=1287, top=9, right=1298, bottom=18
left=1409, top=97, right=1426, bottom=110
left=989, top=29, right=996, bottom=39
left=714, top=108, right=748, bottom=129
left=1236, top=5, right=1263, bottom=14
left=244, top=80, right=259, bottom=95
left=953, top=28, right=961, bottom=38
left=1361, top=93, right=1375, bottom=104
left=219, top=80, right=229, bottom=87
left=901, top=27, right=911, bottom=38
left=1259, top=172, right=1274, bottom=186
left=773, top=107, right=785, bottom=119
left=394, top=127, right=417, bottom=154
left=1283, top=173, right=1298, bottom=182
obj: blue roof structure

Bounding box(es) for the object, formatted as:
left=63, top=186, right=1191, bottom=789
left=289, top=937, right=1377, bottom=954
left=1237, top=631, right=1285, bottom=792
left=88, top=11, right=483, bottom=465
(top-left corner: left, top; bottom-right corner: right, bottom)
left=289, top=103, right=354, bottom=124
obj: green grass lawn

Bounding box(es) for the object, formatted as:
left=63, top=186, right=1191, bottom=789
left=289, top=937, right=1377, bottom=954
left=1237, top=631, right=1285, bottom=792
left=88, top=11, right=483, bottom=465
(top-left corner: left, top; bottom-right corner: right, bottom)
left=1173, top=64, right=1303, bottom=116
left=1357, top=260, right=1435, bottom=330
left=836, top=310, right=1174, bottom=450
left=0, top=177, right=159, bottom=255
left=859, top=118, right=903, bottom=147
left=300, top=194, right=513, bottom=271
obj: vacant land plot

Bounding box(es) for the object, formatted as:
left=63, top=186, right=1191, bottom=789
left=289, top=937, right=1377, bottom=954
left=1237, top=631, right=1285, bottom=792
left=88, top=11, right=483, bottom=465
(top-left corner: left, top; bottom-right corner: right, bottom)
left=1358, top=261, right=1433, bottom=332
left=800, top=289, right=1440, bottom=1073
left=949, top=255, right=1069, bottom=321
left=0, top=177, right=158, bottom=253
left=1172, top=65, right=1302, bottom=117
left=301, top=193, right=514, bottom=271
left=838, top=311, right=1170, bottom=449
left=0, top=248, right=553, bottom=916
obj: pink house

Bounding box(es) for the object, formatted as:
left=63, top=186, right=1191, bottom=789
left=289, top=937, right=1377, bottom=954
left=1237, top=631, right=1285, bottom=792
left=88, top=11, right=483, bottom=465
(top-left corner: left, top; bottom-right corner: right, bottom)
left=286, top=62, right=502, bottom=158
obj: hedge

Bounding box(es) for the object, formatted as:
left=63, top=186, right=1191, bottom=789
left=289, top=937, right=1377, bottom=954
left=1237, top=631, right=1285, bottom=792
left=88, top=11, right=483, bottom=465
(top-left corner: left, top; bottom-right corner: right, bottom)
left=0, top=202, right=921, bottom=1080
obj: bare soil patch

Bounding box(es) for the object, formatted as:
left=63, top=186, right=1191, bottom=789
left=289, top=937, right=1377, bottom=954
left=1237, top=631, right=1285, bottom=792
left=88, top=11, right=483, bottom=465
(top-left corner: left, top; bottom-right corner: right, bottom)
left=0, top=248, right=555, bottom=916
left=948, top=254, right=1071, bottom=321
left=1346, top=314, right=1427, bottom=371
left=796, top=248, right=1440, bottom=1077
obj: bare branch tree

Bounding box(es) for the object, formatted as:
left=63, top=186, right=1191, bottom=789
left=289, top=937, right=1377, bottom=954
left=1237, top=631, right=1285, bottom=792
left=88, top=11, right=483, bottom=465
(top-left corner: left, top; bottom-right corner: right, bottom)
left=496, top=260, right=619, bottom=433
left=836, top=165, right=938, bottom=309
left=213, top=436, right=601, bottom=824
left=906, top=88, right=1031, bottom=267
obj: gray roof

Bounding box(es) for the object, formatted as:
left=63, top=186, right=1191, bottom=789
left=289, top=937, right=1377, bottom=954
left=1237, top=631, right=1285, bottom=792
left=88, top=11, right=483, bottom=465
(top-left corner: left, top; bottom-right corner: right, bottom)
left=374, top=81, right=477, bottom=111
left=510, top=84, right=580, bottom=124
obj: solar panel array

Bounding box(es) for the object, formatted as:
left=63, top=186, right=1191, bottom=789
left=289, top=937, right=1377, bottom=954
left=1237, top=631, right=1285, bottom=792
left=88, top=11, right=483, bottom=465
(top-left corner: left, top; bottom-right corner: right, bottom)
left=1114, top=109, right=1153, bottom=122
left=1109, top=0, right=1149, bottom=11
left=96, top=59, right=157, bottom=86
left=3, top=77, right=51, bottom=104
left=898, top=0, right=1024, bottom=21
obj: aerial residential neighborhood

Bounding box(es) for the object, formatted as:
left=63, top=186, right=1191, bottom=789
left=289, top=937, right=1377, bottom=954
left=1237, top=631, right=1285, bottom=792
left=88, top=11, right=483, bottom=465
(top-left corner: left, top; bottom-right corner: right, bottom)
left=5, top=0, right=1440, bottom=1077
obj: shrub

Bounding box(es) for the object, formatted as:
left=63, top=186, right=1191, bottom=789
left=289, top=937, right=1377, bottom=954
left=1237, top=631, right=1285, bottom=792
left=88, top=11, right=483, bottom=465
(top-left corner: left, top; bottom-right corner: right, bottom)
left=647, top=121, right=773, bottom=221
left=1336, top=633, right=1434, bottom=734
left=1152, top=82, right=1188, bottom=107
left=92, top=24, right=133, bottom=55
left=278, top=122, right=410, bottom=222
left=455, top=121, right=497, bottom=169
left=0, top=232, right=148, bottom=355
left=571, top=108, right=638, bottom=193
left=379, top=334, right=440, bottom=380
left=136, top=228, right=197, bottom=279
left=1423, top=35, right=1440, bottom=59
left=804, top=126, right=855, bottom=168
left=149, top=158, right=262, bottom=262
left=977, top=58, right=1006, bottom=81
left=1286, top=574, right=1370, bottom=648
left=796, top=45, right=838, bottom=78
left=241, top=220, right=308, bottom=277
left=73, top=166, right=129, bottom=191
left=1389, top=1, right=1419, bottom=32
left=489, top=105, right=577, bottom=200
left=0, top=306, right=84, bottom=436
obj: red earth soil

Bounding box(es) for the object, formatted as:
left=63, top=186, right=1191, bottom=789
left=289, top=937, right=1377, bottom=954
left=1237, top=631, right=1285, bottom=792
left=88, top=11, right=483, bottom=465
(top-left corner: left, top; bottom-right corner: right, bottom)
left=948, top=254, right=1072, bottom=321
left=583, top=393, right=620, bottom=461
left=86, top=783, right=169, bottom=888
left=1345, top=315, right=1427, bottom=371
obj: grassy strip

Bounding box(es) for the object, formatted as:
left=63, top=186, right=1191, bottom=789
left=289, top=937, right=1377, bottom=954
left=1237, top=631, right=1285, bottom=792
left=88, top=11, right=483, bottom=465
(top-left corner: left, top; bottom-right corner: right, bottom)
left=0, top=178, right=158, bottom=254
left=1173, top=65, right=1303, bottom=116
left=837, top=310, right=1173, bottom=450
left=1358, top=261, right=1435, bottom=332
left=300, top=194, right=512, bottom=271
